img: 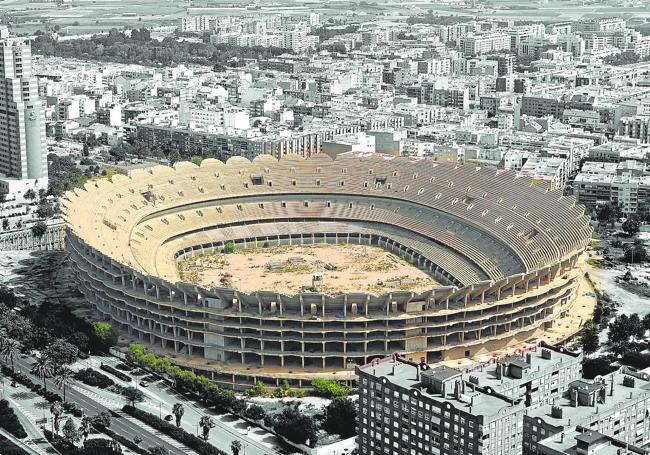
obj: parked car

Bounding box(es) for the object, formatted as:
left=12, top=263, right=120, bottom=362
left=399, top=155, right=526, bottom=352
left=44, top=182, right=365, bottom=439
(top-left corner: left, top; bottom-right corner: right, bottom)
left=164, top=415, right=173, bottom=422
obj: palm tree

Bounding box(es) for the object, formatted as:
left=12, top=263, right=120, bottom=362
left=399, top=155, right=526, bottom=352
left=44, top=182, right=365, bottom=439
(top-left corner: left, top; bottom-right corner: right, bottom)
left=172, top=403, right=184, bottom=428
left=31, top=355, right=54, bottom=392
left=50, top=401, right=64, bottom=434
left=231, top=440, right=242, bottom=455
left=54, top=367, right=74, bottom=402
left=199, top=415, right=215, bottom=441
left=0, top=338, right=21, bottom=374
left=79, top=416, right=93, bottom=443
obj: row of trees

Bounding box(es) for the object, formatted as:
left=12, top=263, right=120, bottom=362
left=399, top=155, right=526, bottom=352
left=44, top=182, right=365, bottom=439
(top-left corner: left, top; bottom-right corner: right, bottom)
left=32, top=28, right=292, bottom=68
left=582, top=311, right=650, bottom=355
left=1, top=287, right=119, bottom=358
left=125, top=343, right=354, bottom=446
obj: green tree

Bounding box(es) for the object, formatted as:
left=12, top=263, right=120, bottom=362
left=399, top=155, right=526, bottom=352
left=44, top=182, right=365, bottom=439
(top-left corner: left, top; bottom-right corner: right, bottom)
left=323, top=398, right=357, bottom=438
left=231, top=440, right=242, bottom=455
left=2, top=218, right=9, bottom=230
left=311, top=378, right=350, bottom=398
left=224, top=241, right=236, bottom=253
left=172, top=403, right=184, bottom=428
left=31, top=354, right=55, bottom=391
left=93, top=322, right=119, bottom=352
left=199, top=415, right=215, bottom=441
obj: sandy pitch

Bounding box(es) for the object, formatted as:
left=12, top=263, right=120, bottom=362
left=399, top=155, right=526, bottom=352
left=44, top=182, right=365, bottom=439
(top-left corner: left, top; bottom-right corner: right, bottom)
left=178, top=243, right=440, bottom=295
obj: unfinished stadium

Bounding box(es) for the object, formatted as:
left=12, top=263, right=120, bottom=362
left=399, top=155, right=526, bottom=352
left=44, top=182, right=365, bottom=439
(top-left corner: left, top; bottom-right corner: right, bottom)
left=63, top=153, right=593, bottom=388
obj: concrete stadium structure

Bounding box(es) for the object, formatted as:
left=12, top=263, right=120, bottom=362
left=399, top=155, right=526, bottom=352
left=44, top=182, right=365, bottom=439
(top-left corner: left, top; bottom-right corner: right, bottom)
left=63, top=153, right=592, bottom=388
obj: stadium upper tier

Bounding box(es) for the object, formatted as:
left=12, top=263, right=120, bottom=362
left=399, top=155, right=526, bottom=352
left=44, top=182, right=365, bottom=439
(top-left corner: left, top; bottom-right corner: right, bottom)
left=65, top=153, right=590, bottom=285
left=62, top=153, right=593, bottom=384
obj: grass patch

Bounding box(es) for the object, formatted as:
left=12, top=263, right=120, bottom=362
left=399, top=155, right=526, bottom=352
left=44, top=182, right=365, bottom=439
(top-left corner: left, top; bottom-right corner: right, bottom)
left=586, top=258, right=600, bottom=266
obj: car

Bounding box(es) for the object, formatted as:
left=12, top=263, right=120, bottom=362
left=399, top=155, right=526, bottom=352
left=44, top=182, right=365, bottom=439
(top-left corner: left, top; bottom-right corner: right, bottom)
left=164, top=415, right=173, bottom=422
left=139, top=381, right=149, bottom=388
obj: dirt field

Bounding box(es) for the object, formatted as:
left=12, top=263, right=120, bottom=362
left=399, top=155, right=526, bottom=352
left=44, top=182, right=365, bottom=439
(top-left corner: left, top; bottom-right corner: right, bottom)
left=178, top=244, right=440, bottom=295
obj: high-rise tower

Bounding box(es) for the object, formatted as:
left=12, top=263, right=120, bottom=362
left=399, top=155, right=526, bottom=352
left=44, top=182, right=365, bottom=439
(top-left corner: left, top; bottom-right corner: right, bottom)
left=0, top=27, right=47, bottom=195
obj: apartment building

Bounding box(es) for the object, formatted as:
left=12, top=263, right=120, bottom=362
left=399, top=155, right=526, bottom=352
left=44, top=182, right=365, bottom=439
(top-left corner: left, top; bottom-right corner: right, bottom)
left=357, top=345, right=583, bottom=455
left=0, top=32, right=47, bottom=194
left=458, top=33, right=511, bottom=56
left=525, top=367, right=650, bottom=454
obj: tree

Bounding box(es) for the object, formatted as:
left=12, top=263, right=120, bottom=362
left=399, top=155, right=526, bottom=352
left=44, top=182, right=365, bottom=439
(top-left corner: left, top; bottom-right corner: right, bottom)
left=596, top=203, right=619, bottom=226
left=271, top=405, right=318, bottom=446
left=622, top=216, right=641, bottom=236
left=231, top=440, right=242, bottom=455
left=31, top=221, right=48, bottom=239
left=323, top=397, right=357, bottom=438
left=45, top=338, right=79, bottom=365
left=36, top=201, right=55, bottom=219
left=243, top=404, right=266, bottom=421
left=0, top=338, right=21, bottom=374
left=581, top=320, right=599, bottom=355
left=53, top=367, right=74, bottom=402
left=79, top=416, right=93, bottom=443
left=31, top=354, right=55, bottom=391
left=642, top=313, right=650, bottom=332
left=83, top=438, right=123, bottom=454
left=24, top=188, right=36, bottom=202
left=224, top=241, right=236, bottom=253
left=149, top=445, right=168, bottom=455
left=2, top=218, right=8, bottom=230
left=172, top=403, right=184, bottom=428
left=93, top=322, right=119, bottom=352
left=92, top=411, right=112, bottom=429
left=608, top=314, right=644, bottom=344
left=50, top=401, right=64, bottom=434
left=199, top=415, right=215, bottom=441
left=62, top=417, right=80, bottom=444
left=311, top=378, right=350, bottom=398
left=122, top=387, right=144, bottom=407
left=623, top=243, right=647, bottom=263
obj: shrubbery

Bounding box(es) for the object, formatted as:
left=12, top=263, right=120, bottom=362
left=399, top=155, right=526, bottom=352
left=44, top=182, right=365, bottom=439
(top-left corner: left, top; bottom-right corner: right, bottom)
left=74, top=368, right=115, bottom=388
left=122, top=405, right=227, bottom=455
left=266, top=404, right=318, bottom=447
left=100, top=364, right=132, bottom=382
left=323, top=398, right=357, bottom=438
left=1, top=365, right=62, bottom=403
left=0, top=432, right=29, bottom=455
left=0, top=400, right=28, bottom=439
left=311, top=378, right=350, bottom=399
left=125, top=343, right=240, bottom=413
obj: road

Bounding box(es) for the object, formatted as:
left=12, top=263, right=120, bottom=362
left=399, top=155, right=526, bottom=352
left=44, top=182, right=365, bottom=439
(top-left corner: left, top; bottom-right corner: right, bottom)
left=11, top=356, right=190, bottom=455
left=81, top=356, right=291, bottom=455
